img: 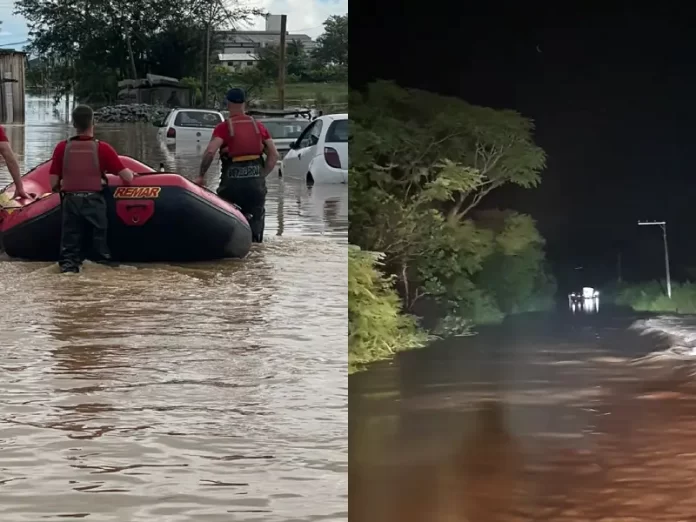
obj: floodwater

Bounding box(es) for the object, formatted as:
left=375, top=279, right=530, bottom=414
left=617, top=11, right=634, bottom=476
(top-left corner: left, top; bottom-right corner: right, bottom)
left=0, top=96, right=347, bottom=521
left=350, top=309, right=696, bottom=522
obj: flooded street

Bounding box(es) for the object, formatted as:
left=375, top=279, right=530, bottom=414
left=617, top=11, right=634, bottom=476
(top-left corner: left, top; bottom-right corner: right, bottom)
left=350, top=310, right=696, bottom=522
left=0, top=96, right=347, bottom=521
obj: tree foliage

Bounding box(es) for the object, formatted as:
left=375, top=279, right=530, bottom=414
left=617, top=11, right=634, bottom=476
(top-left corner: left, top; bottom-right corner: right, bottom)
left=16, top=0, right=261, bottom=101
left=348, top=246, right=426, bottom=373
left=474, top=210, right=557, bottom=314
left=312, top=14, right=348, bottom=67
left=255, top=35, right=347, bottom=84
left=350, top=81, right=554, bottom=336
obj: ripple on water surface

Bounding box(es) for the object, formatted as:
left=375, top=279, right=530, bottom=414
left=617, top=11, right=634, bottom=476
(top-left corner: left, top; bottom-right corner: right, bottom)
left=0, top=97, right=347, bottom=522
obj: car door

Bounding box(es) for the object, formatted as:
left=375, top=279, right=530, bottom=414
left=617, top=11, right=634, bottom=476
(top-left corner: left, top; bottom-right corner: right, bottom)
left=158, top=110, right=174, bottom=139
left=294, top=119, right=323, bottom=176
left=283, top=120, right=318, bottom=176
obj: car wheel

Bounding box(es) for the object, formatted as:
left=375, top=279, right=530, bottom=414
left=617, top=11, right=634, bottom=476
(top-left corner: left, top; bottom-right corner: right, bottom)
left=306, top=172, right=314, bottom=186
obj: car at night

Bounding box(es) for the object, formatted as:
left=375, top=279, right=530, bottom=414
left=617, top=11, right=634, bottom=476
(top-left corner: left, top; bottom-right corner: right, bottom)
left=568, top=287, right=600, bottom=304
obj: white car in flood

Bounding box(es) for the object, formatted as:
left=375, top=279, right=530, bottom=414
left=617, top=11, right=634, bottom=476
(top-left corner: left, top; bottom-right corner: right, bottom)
left=155, top=108, right=224, bottom=144
left=280, top=113, right=348, bottom=184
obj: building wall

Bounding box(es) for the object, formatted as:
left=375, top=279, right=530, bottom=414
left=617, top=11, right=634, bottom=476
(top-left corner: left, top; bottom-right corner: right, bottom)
left=223, top=60, right=257, bottom=71
left=215, top=31, right=314, bottom=53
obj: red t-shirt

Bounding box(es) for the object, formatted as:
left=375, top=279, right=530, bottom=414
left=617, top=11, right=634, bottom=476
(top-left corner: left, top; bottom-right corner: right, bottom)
left=49, top=136, right=126, bottom=177
left=212, top=118, right=271, bottom=143
left=0, top=126, right=8, bottom=143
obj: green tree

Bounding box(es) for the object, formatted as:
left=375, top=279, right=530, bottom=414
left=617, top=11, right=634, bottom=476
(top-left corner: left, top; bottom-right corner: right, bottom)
left=256, top=40, right=311, bottom=82
left=204, top=65, right=270, bottom=107
left=474, top=210, right=557, bottom=314
left=15, top=0, right=262, bottom=100
left=312, top=14, right=348, bottom=67
left=348, top=246, right=426, bottom=372
left=350, top=81, right=551, bottom=334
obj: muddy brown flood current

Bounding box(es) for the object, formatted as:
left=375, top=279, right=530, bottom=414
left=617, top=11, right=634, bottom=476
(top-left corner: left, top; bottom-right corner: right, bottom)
left=351, top=311, right=696, bottom=522
left=0, top=97, right=347, bottom=521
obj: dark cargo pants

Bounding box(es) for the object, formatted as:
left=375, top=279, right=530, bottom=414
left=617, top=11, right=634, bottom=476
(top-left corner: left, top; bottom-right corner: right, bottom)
left=59, top=192, right=112, bottom=273
left=217, top=159, right=267, bottom=243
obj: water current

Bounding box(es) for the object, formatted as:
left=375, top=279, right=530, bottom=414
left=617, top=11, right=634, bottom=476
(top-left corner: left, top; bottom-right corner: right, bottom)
left=350, top=310, right=696, bottom=521
left=0, top=96, right=347, bottom=521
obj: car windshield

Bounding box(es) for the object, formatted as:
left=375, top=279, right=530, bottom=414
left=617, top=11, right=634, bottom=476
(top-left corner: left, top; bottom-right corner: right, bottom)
left=174, top=111, right=222, bottom=128
left=325, top=119, right=348, bottom=143
left=262, top=120, right=310, bottom=139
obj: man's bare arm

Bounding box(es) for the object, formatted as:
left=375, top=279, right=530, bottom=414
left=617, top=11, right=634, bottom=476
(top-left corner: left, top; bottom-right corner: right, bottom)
left=0, top=142, right=25, bottom=194
left=196, top=137, right=224, bottom=184
left=262, top=139, right=280, bottom=177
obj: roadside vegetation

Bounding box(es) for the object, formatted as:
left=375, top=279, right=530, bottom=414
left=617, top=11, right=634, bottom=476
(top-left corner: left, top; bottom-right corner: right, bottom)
left=608, top=281, right=696, bottom=314
left=348, top=247, right=426, bottom=373
left=348, top=81, right=556, bottom=371
left=20, top=0, right=347, bottom=108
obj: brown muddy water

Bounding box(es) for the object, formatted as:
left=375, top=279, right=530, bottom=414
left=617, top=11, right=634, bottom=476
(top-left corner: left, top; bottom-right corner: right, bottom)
left=350, top=310, right=696, bottom=522
left=0, top=96, right=347, bottom=521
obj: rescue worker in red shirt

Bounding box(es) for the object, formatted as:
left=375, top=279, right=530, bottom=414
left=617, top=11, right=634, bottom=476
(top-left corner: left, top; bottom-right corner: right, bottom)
left=0, top=125, right=29, bottom=200
left=48, top=105, right=135, bottom=273
left=195, top=88, right=279, bottom=243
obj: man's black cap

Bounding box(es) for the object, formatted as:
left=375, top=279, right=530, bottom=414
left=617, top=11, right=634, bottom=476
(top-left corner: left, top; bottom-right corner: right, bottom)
left=226, top=88, right=246, bottom=103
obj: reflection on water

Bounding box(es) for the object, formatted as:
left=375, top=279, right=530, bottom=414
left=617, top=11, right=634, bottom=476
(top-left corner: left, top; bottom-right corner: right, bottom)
left=350, top=312, right=696, bottom=521
left=0, top=96, right=347, bottom=522
left=570, top=297, right=600, bottom=314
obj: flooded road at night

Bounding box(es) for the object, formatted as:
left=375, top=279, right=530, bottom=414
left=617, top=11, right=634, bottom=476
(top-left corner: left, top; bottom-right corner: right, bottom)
left=350, top=309, right=696, bottom=522
left=0, top=96, right=347, bottom=521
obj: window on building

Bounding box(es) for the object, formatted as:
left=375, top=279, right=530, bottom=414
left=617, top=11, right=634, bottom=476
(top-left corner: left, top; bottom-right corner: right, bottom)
left=247, top=61, right=254, bottom=66
left=227, top=61, right=234, bottom=66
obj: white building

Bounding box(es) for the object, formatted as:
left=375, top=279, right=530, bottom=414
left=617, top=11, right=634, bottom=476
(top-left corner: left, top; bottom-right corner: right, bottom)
left=215, top=14, right=316, bottom=71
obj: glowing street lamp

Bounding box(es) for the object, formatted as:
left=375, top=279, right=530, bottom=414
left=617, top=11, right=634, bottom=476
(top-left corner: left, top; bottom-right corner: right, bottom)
left=637, top=220, right=671, bottom=299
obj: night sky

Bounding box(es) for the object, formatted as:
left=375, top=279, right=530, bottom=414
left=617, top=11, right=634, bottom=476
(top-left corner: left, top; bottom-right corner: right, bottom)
left=351, top=3, right=696, bottom=290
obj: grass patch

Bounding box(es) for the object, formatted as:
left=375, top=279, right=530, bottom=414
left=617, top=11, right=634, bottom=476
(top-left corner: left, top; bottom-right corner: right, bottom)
left=348, top=246, right=427, bottom=373
left=256, top=82, right=348, bottom=110
left=613, top=281, right=696, bottom=314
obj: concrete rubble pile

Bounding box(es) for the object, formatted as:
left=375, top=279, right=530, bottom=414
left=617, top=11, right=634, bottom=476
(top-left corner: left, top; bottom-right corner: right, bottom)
left=94, top=104, right=170, bottom=124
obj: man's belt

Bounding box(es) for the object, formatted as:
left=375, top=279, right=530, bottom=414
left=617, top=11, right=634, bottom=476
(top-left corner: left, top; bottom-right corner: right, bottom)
left=231, top=155, right=262, bottom=163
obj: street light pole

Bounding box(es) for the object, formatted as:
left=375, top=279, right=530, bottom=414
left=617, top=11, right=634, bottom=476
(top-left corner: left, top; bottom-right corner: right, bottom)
left=638, top=220, right=671, bottom=298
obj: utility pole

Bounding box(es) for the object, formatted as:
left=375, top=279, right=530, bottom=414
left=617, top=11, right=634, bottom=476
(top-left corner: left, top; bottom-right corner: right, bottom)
left=277, top=14, right=287, bottom=110
left=638, top=220, right=672, bottom=298
left=203, top=21, right=211, bottom=108
left=617, top=250, right=622, bottom=283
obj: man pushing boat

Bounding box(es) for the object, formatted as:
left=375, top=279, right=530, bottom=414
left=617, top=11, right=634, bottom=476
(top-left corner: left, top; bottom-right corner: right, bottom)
left=195, top=88, right=280, bottom=243
left=49, top=105, right=136, bottom=273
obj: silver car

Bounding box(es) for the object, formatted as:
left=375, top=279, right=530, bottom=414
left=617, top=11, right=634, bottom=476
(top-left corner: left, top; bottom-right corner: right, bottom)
left=258, top=118, right=311, bottom=158
left=245, top=109, right=311, bottom=154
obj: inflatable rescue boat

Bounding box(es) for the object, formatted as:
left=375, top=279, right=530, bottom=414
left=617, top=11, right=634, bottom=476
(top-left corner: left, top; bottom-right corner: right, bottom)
left=0, top=156, right=252, bottom=261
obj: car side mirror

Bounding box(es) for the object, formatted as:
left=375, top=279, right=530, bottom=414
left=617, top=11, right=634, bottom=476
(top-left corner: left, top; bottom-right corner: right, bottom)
left=289, top=141, right=298, bottom=150
left=152, top=120, right=163, bottom=127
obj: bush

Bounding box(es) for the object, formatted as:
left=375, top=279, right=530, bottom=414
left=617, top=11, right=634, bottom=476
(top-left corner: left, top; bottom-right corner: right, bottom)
left=348, top=246, right=426, bottom=373
left=614, top=281, right=696, bottom=313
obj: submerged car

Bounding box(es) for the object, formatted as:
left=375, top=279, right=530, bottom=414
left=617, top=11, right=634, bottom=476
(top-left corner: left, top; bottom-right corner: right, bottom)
left=280, top=113, right=349, bottom=185
left=245, top=108, right=312, bottom=158
left=568, top=287, right=600, bottom=304
left=154, top=108, right=225, bottom=145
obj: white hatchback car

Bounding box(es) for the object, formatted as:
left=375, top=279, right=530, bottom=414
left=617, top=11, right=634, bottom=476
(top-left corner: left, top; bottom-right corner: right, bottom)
left=155, top=108, right=225, bottom=144
left=280, top=113, right=349, bottom=184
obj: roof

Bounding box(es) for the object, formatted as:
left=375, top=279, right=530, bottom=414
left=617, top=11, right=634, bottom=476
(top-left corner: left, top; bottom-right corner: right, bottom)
left=168, top=108, right=224, bottom=114
left=0, top=49, right=27, bottom=56
left=217, top=30, right=312, bottom=39
left=218, top=53, right=259, bottom=61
